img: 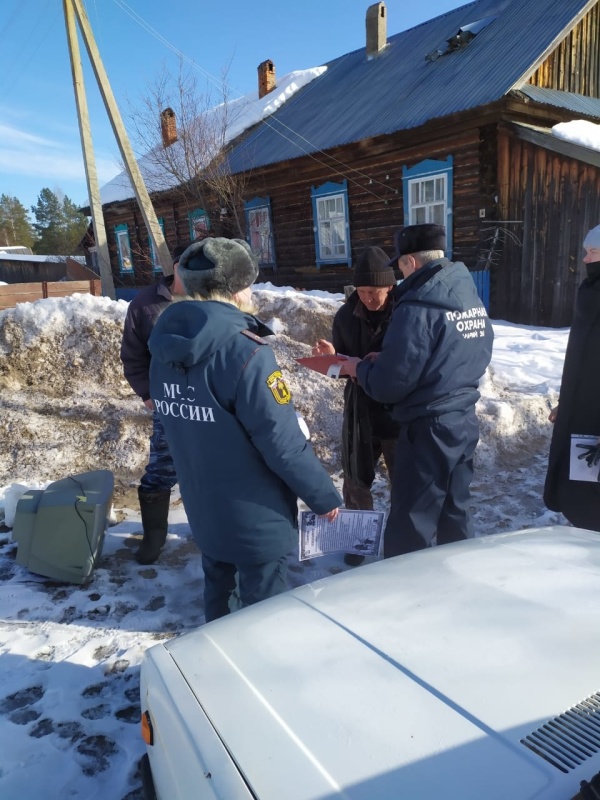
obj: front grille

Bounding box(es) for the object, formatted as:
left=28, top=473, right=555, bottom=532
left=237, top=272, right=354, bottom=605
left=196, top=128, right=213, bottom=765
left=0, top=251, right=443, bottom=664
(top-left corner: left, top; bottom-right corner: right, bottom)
left=521, top=692, right=600, bottom=773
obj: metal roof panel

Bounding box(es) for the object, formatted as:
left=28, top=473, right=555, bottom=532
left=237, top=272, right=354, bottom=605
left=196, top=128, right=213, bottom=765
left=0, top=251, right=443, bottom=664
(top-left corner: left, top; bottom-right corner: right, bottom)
left=227, top=0, right=593, bottom=173
left=517, top=86, right=600, bottom=118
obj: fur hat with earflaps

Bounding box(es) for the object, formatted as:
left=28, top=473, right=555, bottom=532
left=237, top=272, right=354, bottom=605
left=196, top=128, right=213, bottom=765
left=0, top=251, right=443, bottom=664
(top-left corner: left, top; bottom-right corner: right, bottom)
left=177, top=237, right=259, bottom=298
left=388, top=224, right=447, bottom=265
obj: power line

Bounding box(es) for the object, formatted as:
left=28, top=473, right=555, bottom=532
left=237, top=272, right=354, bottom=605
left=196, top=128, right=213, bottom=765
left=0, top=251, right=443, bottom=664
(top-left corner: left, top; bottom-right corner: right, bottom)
left=109, top=0, right=400, bottom=203
left=0, top=0, right=55, bottom=102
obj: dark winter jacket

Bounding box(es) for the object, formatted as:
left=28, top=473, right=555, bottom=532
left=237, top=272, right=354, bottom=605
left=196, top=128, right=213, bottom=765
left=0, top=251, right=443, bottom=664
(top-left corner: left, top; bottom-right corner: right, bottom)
left=356, top=259, right=493, bottom=423
left=544, top=261, right=600, bottom=526
left=120, top=277, right=173, bottom=400
left=148, top=300, right=342, bottom=565
left=332, top=291, right=400, bottom=486
left=333, top=291, right=400, bottom=439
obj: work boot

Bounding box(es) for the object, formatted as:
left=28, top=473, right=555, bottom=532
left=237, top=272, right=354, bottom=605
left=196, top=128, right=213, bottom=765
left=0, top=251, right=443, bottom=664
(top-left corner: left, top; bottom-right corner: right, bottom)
left=136, top=488, right=171, bottom=565
left=343, top=553, right=365, bottom=567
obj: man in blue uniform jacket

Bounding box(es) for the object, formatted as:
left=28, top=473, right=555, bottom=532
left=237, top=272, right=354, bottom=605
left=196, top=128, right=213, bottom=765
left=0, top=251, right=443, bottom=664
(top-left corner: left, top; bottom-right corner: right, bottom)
left=148, top=237, right=341, bottom=622
left=341, top=224, right=493, bottom=557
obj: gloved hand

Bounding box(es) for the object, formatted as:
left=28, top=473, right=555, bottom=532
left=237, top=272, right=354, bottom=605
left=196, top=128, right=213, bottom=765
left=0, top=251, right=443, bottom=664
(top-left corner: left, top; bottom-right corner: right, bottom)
left=576, top=441, right=600, bottom=473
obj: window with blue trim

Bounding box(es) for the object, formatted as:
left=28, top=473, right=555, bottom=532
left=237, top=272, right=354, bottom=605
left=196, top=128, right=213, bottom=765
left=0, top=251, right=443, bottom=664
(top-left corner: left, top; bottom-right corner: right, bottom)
left=311, top=180, right=351, bottom=267
left=188, top=208, right=210, bottom=241
left=402, top=157, right=453, bottom=257
left=244, top=197, right=275, bottom=269
left=148, top=218, right=165, bottom=272
left=115, top=224, right=133, bottom=273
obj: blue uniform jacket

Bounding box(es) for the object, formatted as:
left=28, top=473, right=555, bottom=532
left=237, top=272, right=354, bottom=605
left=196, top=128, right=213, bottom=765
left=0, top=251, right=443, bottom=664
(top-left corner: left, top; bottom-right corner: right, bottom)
left=148, top=300, right=341, bottom=565
left=356, top=259, right=494, bottom=423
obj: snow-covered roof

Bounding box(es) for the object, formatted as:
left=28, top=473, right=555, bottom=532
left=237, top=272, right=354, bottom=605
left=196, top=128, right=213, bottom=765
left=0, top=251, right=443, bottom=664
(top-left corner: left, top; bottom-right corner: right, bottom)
left=98, top=67, right=326, bottom=207
left=0, top=246, right=33, bottom=255
left=0, top=253, right=85, bottom=263
left=551, top=119, right=600, bottom=152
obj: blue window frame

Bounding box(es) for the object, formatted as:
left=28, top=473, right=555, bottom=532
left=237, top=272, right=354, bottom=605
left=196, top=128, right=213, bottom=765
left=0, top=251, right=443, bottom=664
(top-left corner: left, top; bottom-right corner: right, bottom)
left=311, top=180, right=351, bottom=268
left=188, top=208, right=210, bottom=241
left=115, top=223, right=133, bottom=273
left=244, top=197, right=275, bottom=269
left=402, top=157, right=453, bottom=257
left=148, top=218, right=165, bottom=272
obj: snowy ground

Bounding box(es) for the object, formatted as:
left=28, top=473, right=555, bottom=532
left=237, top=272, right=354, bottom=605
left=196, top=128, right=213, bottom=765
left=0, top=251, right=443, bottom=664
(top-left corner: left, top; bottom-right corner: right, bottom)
left=0, top=285, right=569, bottom=798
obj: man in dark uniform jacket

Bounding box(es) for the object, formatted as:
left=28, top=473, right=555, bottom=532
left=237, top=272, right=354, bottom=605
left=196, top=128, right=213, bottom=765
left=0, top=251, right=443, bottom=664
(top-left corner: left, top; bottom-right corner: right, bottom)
left=120, top=243, right=189, bottom=565
left=313, top=246, right=399, bottom=565
left=341, top=224, right=494, bottom=557
left=544, top=224, right=600, bottom=530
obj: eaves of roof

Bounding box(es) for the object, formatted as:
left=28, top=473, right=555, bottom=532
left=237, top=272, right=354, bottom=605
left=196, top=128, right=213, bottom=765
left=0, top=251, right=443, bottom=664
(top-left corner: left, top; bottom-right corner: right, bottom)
left=509, top=121, right=600, bottom=168
left=515, top=86, right=600, bottom=121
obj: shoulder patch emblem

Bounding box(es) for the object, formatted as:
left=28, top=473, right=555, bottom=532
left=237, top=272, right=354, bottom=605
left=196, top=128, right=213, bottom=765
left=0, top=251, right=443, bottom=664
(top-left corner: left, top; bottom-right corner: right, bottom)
left=266, top=370, right=292, bottom=405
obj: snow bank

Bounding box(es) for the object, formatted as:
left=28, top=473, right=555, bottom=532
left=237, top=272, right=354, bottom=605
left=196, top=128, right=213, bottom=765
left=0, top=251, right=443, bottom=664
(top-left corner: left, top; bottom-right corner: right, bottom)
left=0, top=289, right=346, bottom=484
left=0, top=288, right=562, bottom=494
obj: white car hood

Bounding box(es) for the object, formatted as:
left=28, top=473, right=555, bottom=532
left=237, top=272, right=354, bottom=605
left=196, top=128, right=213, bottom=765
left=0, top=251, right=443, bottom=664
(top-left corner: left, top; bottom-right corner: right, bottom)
left=164, top=526, right=600, bottom=799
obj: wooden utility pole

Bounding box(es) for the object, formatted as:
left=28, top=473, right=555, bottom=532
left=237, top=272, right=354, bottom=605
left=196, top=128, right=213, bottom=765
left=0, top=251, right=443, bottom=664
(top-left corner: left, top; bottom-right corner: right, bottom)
left=64, top=0, right=173, bottom=280
left=63, top=0, right=115, bottom=299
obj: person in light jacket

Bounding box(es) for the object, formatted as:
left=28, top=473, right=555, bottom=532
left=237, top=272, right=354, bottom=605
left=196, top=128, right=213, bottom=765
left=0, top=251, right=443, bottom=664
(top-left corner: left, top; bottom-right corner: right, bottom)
left=148, top=237, right=341, bottom=622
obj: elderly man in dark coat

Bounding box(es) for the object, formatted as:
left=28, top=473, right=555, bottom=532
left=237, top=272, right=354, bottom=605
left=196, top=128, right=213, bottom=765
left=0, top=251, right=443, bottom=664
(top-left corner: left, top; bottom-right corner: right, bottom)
left=544, top=224, right=600, bottom=530
left=313, top=246, right=399, bottom=566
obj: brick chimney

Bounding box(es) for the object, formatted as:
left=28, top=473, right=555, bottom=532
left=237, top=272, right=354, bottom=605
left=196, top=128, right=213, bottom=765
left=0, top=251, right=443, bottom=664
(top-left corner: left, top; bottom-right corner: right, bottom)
left=257, top=60, right=276, bottom=99
left=366, top=2, right=387, bottom=58
left=160, top=108, right=177, bottom=147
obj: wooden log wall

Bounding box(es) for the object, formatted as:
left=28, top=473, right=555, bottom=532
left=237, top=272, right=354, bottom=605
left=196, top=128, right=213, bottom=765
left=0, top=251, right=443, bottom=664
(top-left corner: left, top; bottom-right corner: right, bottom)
left=239, top=125, right=491, bottom=292
left=101, top=124, right=494, bottom=294
left=495, top=128, right=600, bottom=327
left=101, top=192, right=236, bottom=288
left=528, top=3, right=600, bottom=97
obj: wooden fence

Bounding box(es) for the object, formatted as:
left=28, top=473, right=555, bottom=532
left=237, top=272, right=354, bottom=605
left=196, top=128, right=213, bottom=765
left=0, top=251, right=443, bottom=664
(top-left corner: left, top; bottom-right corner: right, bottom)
left=0, top=280, right=102, bottom=312
left=471, top=270, right=490, bottom=312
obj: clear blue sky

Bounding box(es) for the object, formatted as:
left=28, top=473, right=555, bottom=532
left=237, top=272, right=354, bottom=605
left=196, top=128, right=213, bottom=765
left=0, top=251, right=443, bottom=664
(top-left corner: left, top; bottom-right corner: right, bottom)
left=0, top=0, right=466, bottom=216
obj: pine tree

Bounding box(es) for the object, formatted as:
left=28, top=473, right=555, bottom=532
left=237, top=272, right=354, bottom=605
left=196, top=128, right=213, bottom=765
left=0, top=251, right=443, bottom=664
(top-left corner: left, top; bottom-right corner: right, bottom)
left=31, top=188, right=89, bottom=255
left=0, top=194, right=35, bottom=249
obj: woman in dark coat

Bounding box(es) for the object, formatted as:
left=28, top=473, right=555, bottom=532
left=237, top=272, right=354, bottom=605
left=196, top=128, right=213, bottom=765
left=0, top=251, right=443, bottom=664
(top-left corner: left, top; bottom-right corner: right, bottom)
left=544, top=224, right=600, bottom=530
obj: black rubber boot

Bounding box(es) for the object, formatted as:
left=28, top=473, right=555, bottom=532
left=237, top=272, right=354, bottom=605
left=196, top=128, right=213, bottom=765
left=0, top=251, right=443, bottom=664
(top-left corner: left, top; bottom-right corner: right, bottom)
left=136, top=488, right=171, bottom=565
left=344, top=553, right=365, bottom=567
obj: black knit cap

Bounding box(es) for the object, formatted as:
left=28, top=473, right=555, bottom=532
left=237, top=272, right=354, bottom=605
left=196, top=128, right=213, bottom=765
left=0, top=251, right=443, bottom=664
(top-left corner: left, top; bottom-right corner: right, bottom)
left=172, top=243, right=191, bottom=264
left=177, top=237, right=258, bottom=298
left=353, top=246, right=396, bottom=287
left=390, top=224, right=446, bottom=263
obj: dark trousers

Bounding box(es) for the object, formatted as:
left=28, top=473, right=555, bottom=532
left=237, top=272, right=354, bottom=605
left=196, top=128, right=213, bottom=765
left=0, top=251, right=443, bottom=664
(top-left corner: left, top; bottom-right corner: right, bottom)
left=201, top=553, right=288, bottom=623
left=140, top=412, right=178, bottom=494
left=384, top=410, right=479, bottom=558
left=343, top=437, right=397, bottom=510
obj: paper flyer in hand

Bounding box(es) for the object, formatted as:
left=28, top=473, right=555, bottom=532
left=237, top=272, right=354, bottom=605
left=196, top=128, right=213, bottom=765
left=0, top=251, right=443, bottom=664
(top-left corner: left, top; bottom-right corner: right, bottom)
left=299, top=509, right=385, bottom=561
left=296, top=354, right=348, bottom=378
left=570, top=434, right=600, bottom=482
